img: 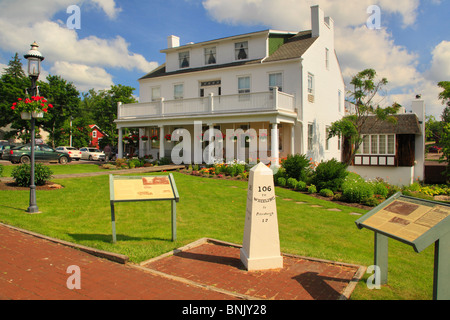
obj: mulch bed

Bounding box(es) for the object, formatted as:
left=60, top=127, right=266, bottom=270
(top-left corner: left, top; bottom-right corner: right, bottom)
left=0, top=181, right=63, bottom=191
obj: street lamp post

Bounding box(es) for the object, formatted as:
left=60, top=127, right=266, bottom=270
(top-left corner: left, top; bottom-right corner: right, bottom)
left=24, top=42, right=44, bottom=214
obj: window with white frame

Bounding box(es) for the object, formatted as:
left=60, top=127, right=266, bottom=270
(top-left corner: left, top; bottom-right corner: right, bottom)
left=358, top=134, right=395, bottom=155
left=151, top=86, right=160, bottom=101
left=179, top=51, right=190, bottom=68
left=238, top=76, right=250, bottom=94
left=204, top=47, right=216, bottom=65
left=269, top=73, right=283, bottom=92
left=308, top=73, right=314, bottom=95
left=174, top=84, right=184, bottom=100
left=307, top=123, right=314, bottom=151
left=235, top=41, right=248, bottom=60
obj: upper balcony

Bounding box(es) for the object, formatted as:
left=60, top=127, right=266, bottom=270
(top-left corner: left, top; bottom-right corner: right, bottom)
left=117, top=89, right=296, bottom=121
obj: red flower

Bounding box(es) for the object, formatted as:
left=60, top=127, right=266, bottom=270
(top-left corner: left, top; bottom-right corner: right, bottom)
left=13, top=102, right=17, bottom=106
left=43, top=108, right=48, bottom=112
left=11, top=106, right=15, bottom=110
left=49, top=104, right=53, bottom=108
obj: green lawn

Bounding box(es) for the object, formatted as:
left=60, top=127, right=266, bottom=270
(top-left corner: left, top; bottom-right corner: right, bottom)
left=0, top=171, right=435, bottom=300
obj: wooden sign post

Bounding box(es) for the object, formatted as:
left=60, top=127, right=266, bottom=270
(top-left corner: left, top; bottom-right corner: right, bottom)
left=240, top=162, right=283, bottom=271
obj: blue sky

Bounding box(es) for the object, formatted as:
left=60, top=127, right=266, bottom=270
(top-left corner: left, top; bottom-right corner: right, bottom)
left=0, top=0, right=449, bottom=118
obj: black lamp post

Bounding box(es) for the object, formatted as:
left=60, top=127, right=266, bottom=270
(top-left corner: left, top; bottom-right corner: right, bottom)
left=24, top=42, right=44, bottom=214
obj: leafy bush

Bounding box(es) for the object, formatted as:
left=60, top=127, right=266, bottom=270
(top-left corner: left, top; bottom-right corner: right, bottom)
left=273, top=167, right=286, bottom=185
left=11, top=164, right=53, bottom=187
left=342, top=180, right=374, bottom=204
left=0, top=164, right=3, bottom=177
left=295, top=180, right=307, bottom=191
left=372, top=181, right=388, bottom=198
left=281, top=154, right=310, bottom=181
left=363, top=196, right=381, bottom=207
left=307, top=184, right=317, bottom=194
left=277, top=177, right=286, bottom=187
left=312, top=159, right=348, bottom=192
left=319, top=188, right=334, bottom=197
left=287, top=178, right=298, bottom=189
left=158, top=157, right=172, bottom=166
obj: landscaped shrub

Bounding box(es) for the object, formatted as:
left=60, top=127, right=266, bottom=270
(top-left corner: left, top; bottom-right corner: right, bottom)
left=287, top=178, right=298, bottom=189
left=363, top=196, right=381, bottom=207
left=274, top=167, right=286, bottom=185
left=157, top=157, right=172, bottom=165
left=342, top=180, right=374, bottom=204
left=295, top=180, right=307, bottom=191
left=312, top=159, right=348, bottom=192
left=307, top=184, right=317, bottom=194
left=281, top=154, right=310, bottom=181
left=277, top=177, right=287, bottom=187
left=11, top=164, right=53, bottom=187
left=372, top=181, right=388, bottom=198
left=0, top=164, right=3, bottom=177
left=319, top=188, right=334, bottom=197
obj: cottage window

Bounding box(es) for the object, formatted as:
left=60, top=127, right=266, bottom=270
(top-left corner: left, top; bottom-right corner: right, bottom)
left=179, top=51, right=190, bottom=68
left=204, top=47, right=216, bottom=65
left=269, top=73, right=283, bottom=92
left=359, top=134, right=395, bottom=155
left=174, top=84, right=184, bottom=100
left=325, top=48, right=330, bottom=70
left=235, top=41, right=248, bottom=60
left=92, top=131, right=97, bottom=138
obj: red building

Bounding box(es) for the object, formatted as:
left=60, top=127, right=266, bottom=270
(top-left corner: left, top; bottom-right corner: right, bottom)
left=89, top=125, right=107, bottom=148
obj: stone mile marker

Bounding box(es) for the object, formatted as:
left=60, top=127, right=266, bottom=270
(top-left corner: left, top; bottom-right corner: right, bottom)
left=240, top=162, right=283, bottom=271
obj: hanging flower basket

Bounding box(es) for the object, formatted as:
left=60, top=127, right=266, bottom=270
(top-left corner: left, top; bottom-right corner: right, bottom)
left=150, top=135, right=159, bottom=142
left=259, top=133, right=268, bottom=141
left=11, top=96, right=53, bottom=119
left=165, top=134, right=172, bottom=142
left=141, top=135, right=149, bottom=142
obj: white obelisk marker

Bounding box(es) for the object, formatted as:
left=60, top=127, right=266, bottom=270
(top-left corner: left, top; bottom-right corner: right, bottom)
left=240, top=162, right=283, bottom=271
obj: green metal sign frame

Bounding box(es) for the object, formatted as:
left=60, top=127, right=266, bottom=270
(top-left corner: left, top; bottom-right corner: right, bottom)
left=109, top=174, right=179, bottom=243
left=355, top=192, right=450, bottom=300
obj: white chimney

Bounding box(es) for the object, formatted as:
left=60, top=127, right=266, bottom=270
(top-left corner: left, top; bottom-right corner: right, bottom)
left=168, top=35, right=180, bottom=48
left=311, top=5, right=324, bottom=38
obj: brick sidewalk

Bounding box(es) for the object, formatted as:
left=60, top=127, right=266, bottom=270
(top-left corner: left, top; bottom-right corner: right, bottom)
left=0, top=224, right=234, bottom=300
left=0, top=224, right=364, bottom=300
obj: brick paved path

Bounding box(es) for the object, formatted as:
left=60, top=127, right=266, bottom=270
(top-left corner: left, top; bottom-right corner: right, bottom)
left=0, top=224, right=234, bottom=300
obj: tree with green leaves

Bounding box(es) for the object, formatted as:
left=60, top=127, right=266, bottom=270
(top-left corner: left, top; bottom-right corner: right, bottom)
left=38, top=75, right=80, bottom=147
left=327, top=69, right=400, bottom=165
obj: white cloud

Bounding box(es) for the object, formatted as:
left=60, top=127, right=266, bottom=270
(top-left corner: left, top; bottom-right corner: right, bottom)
left=51, top=61, right=113, bottom=91
left=426, top=40, right=450, bottom=82
left=0, top=0, right=157, bottom=93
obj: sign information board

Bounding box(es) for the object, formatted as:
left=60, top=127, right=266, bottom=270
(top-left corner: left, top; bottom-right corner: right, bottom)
left=109, top=174, right=179, bottom=243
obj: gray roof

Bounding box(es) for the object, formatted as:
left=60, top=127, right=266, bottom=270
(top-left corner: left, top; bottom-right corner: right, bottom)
left=359, top=113, right=422, bottom=135
left=140, top=30, right=317, bottom=80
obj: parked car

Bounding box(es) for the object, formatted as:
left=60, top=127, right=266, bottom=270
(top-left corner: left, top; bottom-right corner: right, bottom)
left=79, top=147, right=106, bottom=161
left=0, top=144, right=21, bottom=160
left=428, top=146, right=442, bottom=153
left=9, top=144, right=71, bottom=164
left=55, top=146, right=82, bottom=161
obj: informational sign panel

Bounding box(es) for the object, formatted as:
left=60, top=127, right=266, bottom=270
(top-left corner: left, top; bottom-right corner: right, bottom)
left=356, top=192, right=450, bottom=300
left=112, top=176, right=176, bottom=201
left=109, top=174, right=179, bottom=243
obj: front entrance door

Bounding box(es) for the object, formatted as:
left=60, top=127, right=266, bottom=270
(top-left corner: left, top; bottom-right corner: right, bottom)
left=200, top=80, right=221, bottom=98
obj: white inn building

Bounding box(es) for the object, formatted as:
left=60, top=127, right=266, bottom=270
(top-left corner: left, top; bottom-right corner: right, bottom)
left=115, top=6, right=345, bottom=165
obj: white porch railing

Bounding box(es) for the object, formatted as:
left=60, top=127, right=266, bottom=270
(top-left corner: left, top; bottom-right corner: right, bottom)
left=118, top=89, right=295, bottom=119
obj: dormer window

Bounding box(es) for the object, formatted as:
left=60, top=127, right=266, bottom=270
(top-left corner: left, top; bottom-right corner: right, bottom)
left=235, top=41, right=248, bottom=60
left=204, top=47, right=216, bottom=65
left=179, top=51, right=190, bottom=68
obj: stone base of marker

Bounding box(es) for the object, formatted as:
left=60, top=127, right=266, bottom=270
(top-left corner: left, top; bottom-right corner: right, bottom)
left=240, top=162, right=283, bottom=271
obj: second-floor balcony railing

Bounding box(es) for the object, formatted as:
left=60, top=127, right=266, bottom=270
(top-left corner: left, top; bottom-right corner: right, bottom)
left=118, top=89, right=296, bottom=120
